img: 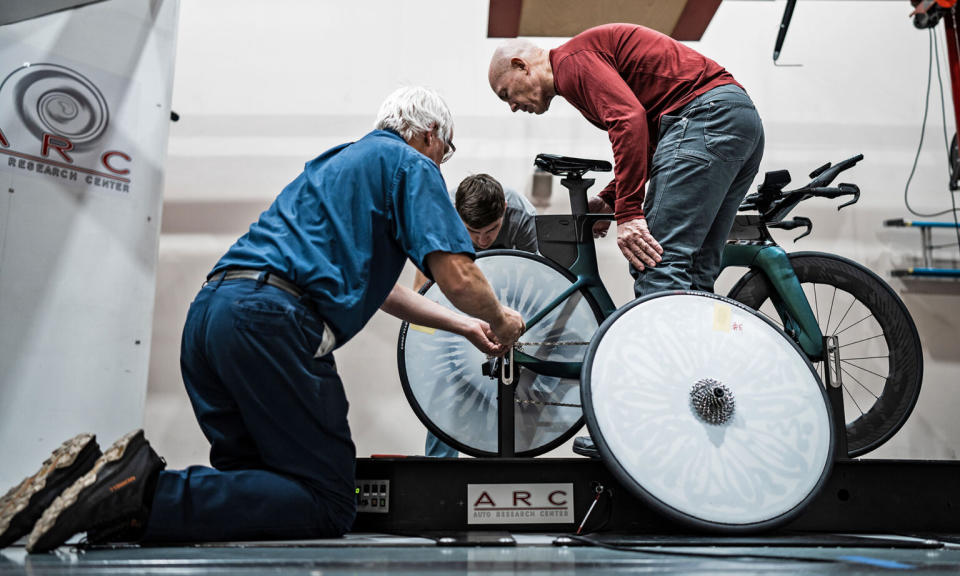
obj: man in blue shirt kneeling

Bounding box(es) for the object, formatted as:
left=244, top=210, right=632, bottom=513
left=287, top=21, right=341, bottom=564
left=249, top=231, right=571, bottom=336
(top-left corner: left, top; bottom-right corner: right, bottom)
left=12, top=86, right=524, bottom=552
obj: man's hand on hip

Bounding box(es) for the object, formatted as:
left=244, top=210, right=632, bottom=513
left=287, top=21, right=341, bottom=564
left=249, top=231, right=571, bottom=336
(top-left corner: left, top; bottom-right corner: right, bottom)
left=616, top=218, right=663, bottom=271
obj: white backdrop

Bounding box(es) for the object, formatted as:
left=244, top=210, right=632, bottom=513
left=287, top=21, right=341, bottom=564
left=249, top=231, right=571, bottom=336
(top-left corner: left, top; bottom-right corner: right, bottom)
left=144, top=0, right=959, bottom=469
left=0, top=0, right=179, bottom=490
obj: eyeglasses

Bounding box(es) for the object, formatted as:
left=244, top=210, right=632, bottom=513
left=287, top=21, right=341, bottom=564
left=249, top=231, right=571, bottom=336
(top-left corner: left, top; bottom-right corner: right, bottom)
left=440, top=131, right=456, bottom=164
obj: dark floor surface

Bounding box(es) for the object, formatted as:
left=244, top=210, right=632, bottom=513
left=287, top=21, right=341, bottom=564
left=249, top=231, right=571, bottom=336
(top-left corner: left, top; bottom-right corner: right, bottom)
left=2, top=532, right=960, bottom=575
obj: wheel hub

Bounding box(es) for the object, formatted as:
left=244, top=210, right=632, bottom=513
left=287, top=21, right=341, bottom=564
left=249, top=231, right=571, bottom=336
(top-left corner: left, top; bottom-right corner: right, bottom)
left=690, top=378, right=735, bottom=425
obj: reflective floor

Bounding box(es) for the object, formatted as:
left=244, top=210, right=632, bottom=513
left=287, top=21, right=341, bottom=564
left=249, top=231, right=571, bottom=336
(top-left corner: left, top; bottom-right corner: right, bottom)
left=2, top=533, right=960, bottom=575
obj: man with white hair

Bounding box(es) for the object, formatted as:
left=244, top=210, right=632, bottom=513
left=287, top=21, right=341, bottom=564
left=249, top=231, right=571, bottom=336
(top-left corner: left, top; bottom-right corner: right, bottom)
left=4, top=86, right=524, bottom=552
left=488, top=24, right=764, bottom=298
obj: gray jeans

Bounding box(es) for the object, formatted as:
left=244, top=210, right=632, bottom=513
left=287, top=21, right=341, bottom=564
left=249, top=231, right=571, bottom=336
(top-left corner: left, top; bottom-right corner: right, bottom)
left=632, top=84, right=765, bottom=297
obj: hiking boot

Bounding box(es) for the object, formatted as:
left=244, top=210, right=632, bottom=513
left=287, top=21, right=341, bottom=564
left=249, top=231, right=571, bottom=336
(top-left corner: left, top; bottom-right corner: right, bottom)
left=26, top=430, right=165, bottom=553
left=0, top=433, right=101, bottom=549
left=572, top=436, right=601, bottom=459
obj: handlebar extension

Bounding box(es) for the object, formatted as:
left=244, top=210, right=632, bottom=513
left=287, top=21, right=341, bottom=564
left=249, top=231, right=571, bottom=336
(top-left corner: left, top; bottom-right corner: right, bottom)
left=742, top=155, right=864, bottom=224
left=807, top=154, right=864, bottom=188
left=808, top=183, right=861, bottom=210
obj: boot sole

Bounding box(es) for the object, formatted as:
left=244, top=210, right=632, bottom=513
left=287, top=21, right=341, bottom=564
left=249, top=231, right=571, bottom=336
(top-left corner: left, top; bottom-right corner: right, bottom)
left=26, top=430, right=142, bottom=553
left=0, top=433, right=96, bottom=544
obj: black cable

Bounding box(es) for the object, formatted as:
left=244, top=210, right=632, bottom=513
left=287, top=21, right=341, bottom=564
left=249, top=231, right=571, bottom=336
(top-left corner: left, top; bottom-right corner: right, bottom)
left=905, top=29, right=956, bottom=218
left=904, top=30, right=941, bottom=217
left=904, top=27, right=960, bottom=258
left=567, top=533, right=841, bottom=565
left=566, top=485, right=837, bottom=564
left=935, top=28, right=952, bottom=155
left=933, top=21, right=960, bottom=250
left=566, top=492, right=926, bottom=567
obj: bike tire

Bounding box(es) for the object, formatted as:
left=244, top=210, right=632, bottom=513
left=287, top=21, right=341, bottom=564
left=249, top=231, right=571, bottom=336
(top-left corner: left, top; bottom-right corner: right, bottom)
left=727, top=252, right=923, bottom=457
left=582, top=291, right=834, bottom=531
left=398, top=250, right=606, bottom=457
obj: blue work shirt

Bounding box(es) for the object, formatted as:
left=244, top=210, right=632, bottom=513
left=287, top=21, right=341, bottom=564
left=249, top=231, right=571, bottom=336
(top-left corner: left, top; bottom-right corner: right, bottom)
left=212, top=129, right=474, bottom=348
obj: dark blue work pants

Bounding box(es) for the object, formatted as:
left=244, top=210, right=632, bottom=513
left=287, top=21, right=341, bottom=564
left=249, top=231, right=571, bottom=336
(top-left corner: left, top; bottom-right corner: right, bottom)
left=143, top=276, right=356, bottom=542
left=633, top=84, right=765, bottom=297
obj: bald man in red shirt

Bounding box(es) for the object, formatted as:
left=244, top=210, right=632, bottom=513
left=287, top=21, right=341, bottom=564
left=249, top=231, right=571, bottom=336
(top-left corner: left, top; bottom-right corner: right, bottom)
left=489, top=24, right=764, bottom=297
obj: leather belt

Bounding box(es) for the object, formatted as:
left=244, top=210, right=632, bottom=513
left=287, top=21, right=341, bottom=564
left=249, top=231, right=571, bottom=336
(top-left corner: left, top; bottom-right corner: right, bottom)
left=206, top=268, right=337, bottom=357
left=206, top=269, right=303, bottom=299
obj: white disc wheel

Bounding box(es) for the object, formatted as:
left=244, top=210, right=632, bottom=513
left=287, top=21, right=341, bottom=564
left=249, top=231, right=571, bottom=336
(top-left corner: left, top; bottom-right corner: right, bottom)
left=582, top=291, right=834, bottom=531
left=399, top=250, right=604, bottom=457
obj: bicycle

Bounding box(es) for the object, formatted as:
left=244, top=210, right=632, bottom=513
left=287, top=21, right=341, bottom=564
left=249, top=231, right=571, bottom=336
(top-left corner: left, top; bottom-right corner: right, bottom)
left=397, top=153, right=923, bottom=530
left=723, top=156, right=923, bottom=458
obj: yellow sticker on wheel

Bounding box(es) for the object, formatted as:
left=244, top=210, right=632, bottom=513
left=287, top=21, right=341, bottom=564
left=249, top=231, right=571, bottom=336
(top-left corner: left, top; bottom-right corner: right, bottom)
left=713, top=303, right=732, bottom=332
left=410, top=324, right=436, bottom=335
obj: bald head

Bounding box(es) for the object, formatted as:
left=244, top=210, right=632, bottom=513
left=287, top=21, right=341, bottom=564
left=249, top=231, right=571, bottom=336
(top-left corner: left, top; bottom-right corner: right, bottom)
left=487, top=39, right=556, bottom=115
left=488, top=39, right=543, bottom=86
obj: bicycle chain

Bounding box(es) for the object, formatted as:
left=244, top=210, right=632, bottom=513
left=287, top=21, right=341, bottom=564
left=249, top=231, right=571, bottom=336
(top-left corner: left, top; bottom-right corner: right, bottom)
left=515, top=398, right=582, bottom=408
left=508, top=341, right=588, bottom=408
left=514, top=341, right=591, bottom=350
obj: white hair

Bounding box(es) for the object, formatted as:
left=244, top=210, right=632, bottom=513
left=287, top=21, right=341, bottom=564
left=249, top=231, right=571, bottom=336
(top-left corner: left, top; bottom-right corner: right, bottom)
left=374, top=86, right=453, bottom=144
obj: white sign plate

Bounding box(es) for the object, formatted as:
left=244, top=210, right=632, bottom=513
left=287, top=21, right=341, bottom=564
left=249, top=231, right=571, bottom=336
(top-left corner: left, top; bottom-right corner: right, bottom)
left=467, top=483, right=574, bottom=525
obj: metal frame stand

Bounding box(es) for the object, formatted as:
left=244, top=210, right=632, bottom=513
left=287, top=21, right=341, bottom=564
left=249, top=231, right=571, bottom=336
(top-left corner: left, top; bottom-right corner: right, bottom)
left=822, top=335, right=849, bottom=461
left=497, top=364, right=516, bottom=457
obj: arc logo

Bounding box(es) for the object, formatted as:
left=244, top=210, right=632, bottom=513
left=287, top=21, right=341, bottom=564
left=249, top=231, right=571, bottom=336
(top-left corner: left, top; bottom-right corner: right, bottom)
left=0, top=62, right=133, bottom=193
left=467, top=483, right=574, bottom=525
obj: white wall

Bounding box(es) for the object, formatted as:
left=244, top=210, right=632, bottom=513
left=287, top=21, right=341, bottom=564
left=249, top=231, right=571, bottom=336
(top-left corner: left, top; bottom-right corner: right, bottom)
left=147, top=0, right=960, bottom=470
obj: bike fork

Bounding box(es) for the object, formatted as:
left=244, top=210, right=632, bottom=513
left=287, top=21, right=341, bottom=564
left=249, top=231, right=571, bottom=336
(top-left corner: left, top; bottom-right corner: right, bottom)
left=822, top=334, right=849, bottom=460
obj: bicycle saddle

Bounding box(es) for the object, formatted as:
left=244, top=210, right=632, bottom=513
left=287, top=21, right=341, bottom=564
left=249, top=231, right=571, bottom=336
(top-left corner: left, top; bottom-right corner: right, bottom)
left=535, top=154, right=612, bottom=177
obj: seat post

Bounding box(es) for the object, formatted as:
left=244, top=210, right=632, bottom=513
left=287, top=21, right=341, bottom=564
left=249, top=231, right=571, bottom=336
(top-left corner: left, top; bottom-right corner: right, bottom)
left=561, top=175, right=594, bottom=216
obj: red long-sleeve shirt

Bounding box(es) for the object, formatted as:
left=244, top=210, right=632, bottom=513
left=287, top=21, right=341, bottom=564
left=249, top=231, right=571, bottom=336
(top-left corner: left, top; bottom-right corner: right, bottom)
left=550, top=24, right=740, bottom=223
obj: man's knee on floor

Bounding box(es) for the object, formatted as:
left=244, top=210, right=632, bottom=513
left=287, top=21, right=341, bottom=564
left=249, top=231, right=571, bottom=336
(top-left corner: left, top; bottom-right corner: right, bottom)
left=302, top=482, right=356, bottom=537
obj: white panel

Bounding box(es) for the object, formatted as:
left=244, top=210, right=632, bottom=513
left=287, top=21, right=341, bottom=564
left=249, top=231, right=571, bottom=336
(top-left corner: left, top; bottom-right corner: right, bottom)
left=0, top=0, right=179, bottom=489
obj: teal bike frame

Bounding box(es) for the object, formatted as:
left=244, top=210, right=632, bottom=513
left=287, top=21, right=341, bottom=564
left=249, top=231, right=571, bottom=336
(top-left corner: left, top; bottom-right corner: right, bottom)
left=489, top=152, right=868, bottom=458
left=509, top=173, right=826, bottom=381
left=721, top=241, right=824, bottom=359
left=508, top=174, right=615, bottom=380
